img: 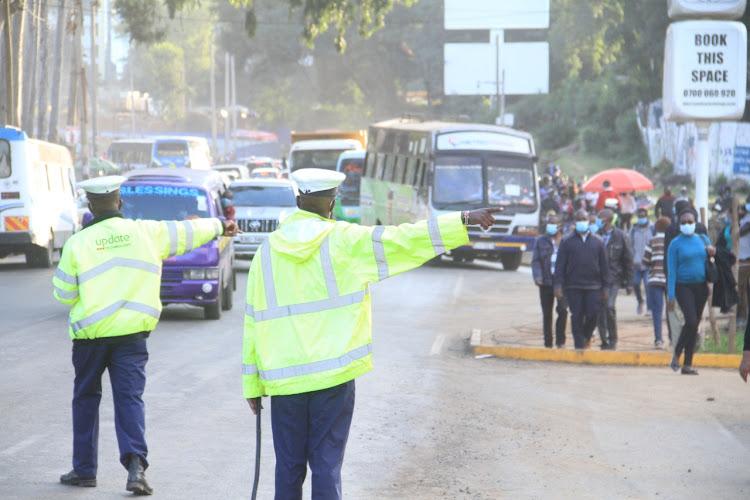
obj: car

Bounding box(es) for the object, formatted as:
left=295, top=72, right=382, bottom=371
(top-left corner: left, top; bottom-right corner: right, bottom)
left=250, top=166, right=282, bottom=179
left=120, top=168, right=236, bottom=319
left=212, top=163, right=251, bottom=186
left=229, top=178, right=297, bottom=259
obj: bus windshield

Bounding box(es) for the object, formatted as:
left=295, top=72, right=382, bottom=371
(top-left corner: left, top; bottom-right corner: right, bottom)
left=433, top=156, right=483, bottom=208
left=107, top=142, right=153, bottom=170
left=338, top=158, right=363, bottom=204
left=0, top=139, right=10, bottom=178
left=432, top=155, right=537, bottom=212
left=232, top=185, right=296, bottom=207
left=291, top=150, right=343, bottom=171
left=487, top=157, right=537, bottom=210
left=120, top=185, right=211, bottom=221
left=155, top=141, right=188, bottom=157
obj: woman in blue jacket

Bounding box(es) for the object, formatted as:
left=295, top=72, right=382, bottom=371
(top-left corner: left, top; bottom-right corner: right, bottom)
left=667, top=209, right=716, bottom=375
left=532, top=214, right=568, bottom=348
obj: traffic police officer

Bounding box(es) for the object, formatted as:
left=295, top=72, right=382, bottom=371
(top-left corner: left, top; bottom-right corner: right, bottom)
left=242, top=168, right=500, bottom=499
left=53, top=175, right=239, bottom=495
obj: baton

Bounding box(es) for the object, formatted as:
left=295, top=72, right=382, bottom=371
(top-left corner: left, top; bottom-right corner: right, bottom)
left=251, top=402, right=261, bottom=500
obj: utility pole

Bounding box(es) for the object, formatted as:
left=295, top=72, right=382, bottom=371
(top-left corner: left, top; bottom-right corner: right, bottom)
left=47, top=0, right=65, bottom=142
left=75, top=0, right=89, bottom=179
left=3, top=0, right=15, bottom=126
left=224, top=51, right=230, bottom=159
left=129, top=64, right=136, bottom=137
left=90, top=0, right=99, bottom=158
left=210, top=45, right=218, bottom=158
left=67, top=7, right=79, bottom=133
left=36, top=0, right=49, bottom=138
left=231, top=54, right=237, bottom=156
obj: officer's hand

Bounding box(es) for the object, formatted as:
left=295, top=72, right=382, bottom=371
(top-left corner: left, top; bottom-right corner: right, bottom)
left=468, top=208, right=503, bottom=230
left=740, top=352, right=750, bottom=382
left=247, top=397, right=263, bottom=415
left=223, top=220, right=242, bottom=237
left=667, top=299, right=675, bottom=312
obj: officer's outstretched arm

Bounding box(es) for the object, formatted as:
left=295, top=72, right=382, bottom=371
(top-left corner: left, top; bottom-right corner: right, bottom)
left=150, top=218, right=225, bottom=259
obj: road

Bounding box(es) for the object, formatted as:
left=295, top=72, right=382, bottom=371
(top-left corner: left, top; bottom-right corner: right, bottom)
left=2, top=255, right=750, bottom=499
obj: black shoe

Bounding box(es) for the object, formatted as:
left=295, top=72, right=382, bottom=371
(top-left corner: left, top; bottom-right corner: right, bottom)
left=60, top=470, right=96, bottom=487
left=670, top=355, right=680, bottom=372
left=681, top=367, right=699, bottom=375
left=126, top=454, right=153, bottom=496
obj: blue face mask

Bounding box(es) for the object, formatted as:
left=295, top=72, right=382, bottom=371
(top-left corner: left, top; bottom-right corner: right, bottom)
left=575, top=221, right=589, bottom=233
left=546, top=223, right=558, bottom=235
left=595, top=218, right=604, bottom=229
left=588, top=223, right=598, bottom=232
left=746, top=203, right=750, bottom=212
left=680, top=223, right=696, bottom=236
left=637, top=217, right=648, bottom=225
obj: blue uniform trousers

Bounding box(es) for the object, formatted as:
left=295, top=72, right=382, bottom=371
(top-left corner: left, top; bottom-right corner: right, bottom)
left=71, top=338, right=149, bottom=478
left=565, top=288, right=602, bottom=349
left=270, top=380, right=355, bottom=500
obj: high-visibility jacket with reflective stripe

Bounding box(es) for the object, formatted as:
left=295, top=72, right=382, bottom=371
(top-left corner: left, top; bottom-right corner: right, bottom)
left=53, top=216, right=224, bottom=340
left=242, top=210, right=469, bottom=398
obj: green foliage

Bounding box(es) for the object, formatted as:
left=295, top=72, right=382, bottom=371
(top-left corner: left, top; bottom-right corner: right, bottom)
left=536, top=121, right=577, bottom=151
left=138, top=42, right=187, bottom=121
left=701, top=331, right=742, bottom=354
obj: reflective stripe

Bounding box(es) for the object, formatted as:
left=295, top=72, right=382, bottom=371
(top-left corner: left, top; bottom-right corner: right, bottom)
left=371, top=226, right=388, bottom=280
left=259, top=343, right=372, bottom=382
left=320, top=237, right=339, bottom=298
left=54, top=268, right=77, bottom=285
left=181, top=221, right=194, bottom=251
left=242, top=363, right=259, bottom=376
left=245, top=304, right=254, bottom=317
left=427, top=217, right=445, bottom=255
left=260, top=243, right=278, bottom=309
left=54, top=285, right=79, bottom=300
left=70, top=300, right=160, bottom=334
left=253, top=290, right=366, bottom=322
left=166, top=221, right=178, bottom=257
left=78, top=257, right=161, bottom=285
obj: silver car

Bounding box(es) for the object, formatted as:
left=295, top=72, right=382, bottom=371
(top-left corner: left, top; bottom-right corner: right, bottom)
left=229, top=178, right=297, bottom=259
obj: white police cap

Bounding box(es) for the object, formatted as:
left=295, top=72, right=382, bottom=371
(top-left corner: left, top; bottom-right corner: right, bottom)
left=77, top=175, right=127, bottom=195
left=292, top=168, right=345, bottom=196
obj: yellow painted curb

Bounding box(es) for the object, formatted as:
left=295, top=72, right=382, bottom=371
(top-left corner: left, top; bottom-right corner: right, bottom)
left=474, top=346, right=742, bottom=368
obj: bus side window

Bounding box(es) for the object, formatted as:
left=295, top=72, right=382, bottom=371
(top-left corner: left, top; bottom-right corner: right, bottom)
left=364, top=153, right=375, bottom=178
left=376, top=154, right=386, bottom=180
left=405, top=157, right=416, bottom=186
left=48, top=165, right=64, bottom=193
left=383, top=155, right=394, bottom=182
left=417, top=160, right=427, bottom=188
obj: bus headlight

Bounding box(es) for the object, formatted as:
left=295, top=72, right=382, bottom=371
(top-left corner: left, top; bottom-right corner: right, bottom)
left=183, top=268, right=220, bottom=280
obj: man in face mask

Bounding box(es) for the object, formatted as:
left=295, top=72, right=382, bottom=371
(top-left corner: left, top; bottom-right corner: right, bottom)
left=630, top=207, right=654, bottom=315
left=531, top=214, right=568, bottom=348
left=596, top=209, right=634, bottom=350
left=554, top=209, right=610, bottom=349
left=737, top=194, right=750, bottom=327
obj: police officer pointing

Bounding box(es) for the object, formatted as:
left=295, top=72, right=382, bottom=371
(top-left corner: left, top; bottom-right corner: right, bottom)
left=53, top=175, right=239, bottom=495
left=243, top=168, right=500, bottom=499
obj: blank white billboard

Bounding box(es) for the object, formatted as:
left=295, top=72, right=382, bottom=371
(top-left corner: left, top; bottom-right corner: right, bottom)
left=444, top=42, right=549, bottom=96
left=444, top=0, right=550, bottom=30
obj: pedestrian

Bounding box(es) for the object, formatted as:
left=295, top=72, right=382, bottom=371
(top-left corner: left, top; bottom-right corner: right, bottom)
left=740, top=319, right=750, bottom=382
left=241, top=168, right=500, bottom=499
left=642, top=216, right=671, bottom=349
left=675, top=186, right=692, bottom=206
left=554, top=209, right=610, bottom=350
left=655, top=186, right=675, bottom=221
left=667, top=208, right=716, bottom=375
left=736, top=195, right=750, bottom=328
left=595, top=179, right=621, bottom=212
left=630, top=207, right=654, bottom=315
left=596, top=209, right=634, bottom=350
left=619, top=191, right=637, bottom=230
left=531, top=214, right=568, bottom=348
left=221, top=189, right=235, bottom=221
left=52, top=176, right=240, bottom=494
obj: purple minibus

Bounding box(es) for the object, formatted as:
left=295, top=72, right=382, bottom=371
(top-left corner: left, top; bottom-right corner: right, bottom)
left=120, top=168, right=235, bottom=319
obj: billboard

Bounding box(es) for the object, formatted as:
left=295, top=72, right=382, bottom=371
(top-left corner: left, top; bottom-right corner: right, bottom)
left=444, top=0, right=550, bottom=30
left=444, top=42, right=549, bottom=96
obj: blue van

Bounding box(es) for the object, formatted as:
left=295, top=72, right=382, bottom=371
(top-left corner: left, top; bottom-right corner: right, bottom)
left=119, top=168, right=235, bottom=319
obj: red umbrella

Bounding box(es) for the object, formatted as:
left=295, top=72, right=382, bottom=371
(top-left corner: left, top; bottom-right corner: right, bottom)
left=581, top=168, right=654, bottom=193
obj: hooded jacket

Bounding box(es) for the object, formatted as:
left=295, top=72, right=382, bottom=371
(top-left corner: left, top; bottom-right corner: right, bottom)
left=242, top=210, right=469, bottom=398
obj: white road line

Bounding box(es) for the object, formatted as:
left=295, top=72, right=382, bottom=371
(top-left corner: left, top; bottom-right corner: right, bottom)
left=1, top=435, right=44, bottom=456
left=430, top=334, right=446, bottom=356
left=451, top=274, right=464, bottom=304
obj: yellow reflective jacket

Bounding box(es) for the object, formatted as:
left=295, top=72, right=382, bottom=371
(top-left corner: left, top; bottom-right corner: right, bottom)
left=53, top=215, right=224, bottom=340
left=242, top=210, right=469, bottom=398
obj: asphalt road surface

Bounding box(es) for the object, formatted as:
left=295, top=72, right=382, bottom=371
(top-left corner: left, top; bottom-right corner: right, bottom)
left=2, top=255, right=750, bottom=499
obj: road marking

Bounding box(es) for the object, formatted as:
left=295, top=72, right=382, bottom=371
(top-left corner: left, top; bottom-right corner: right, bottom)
left=430, top=334, right=446, bottom=356
left=451, top=274, right=464, bottom=304
left=1, top=435, right=44, bottom=456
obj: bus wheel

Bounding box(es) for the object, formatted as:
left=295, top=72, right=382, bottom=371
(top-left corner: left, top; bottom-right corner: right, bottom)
left=37, top=237, right=54, bottom=269
left=222, top=275, right=233, bottom=311
left=205, top=280, right=223, bottom=320
left=500, top=253, right=522, bottom=271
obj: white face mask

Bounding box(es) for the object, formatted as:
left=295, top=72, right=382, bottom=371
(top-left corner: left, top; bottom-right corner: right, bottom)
left=680, top=223, right=696, bottom=236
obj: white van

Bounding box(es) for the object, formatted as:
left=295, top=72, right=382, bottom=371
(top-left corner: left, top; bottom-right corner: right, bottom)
left=0, top=127, right=80, bottom=267
left=288, top=139, right=364, bottom=173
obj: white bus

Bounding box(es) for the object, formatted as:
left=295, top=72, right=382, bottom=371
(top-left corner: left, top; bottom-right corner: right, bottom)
left=106, top=136, right=212, bottom=172
left=0, top=127, right=79, bottom=267
left=360, top=119, right=540, bottom=270
left=106, top=138, right=155, bottom=171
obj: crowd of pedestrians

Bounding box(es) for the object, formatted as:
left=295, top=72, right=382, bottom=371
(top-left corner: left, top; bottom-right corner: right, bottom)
left=531, top=175, right=739, bottom=375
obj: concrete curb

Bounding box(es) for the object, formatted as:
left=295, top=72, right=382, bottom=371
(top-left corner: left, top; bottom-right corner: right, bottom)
left=474, top=345, right=742, bottom=369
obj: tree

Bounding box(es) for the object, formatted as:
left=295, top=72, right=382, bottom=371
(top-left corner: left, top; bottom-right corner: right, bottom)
left=131, top=41, right=187, bottom=122
left=116, top=0, right=414, bottom=52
